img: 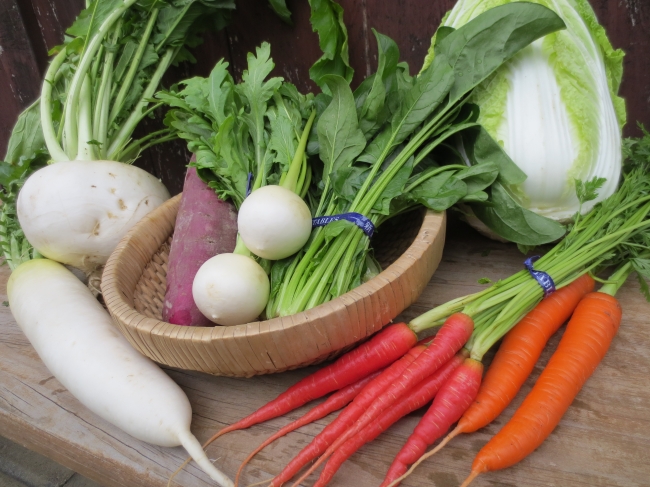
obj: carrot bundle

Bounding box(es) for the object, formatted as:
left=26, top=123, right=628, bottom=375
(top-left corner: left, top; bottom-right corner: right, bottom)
left=288, top=313, right=474, bottom=486
left=203, top=323, right=416, bottom=448
left=312, top=351, right=467, bottom=487
left=416, top=273, right=595, bottom=462
left=234, top=371, right=380, bottom=486
left=268, top=340, right=430, bottom=487
left=461, top=290, right=623, bottom=486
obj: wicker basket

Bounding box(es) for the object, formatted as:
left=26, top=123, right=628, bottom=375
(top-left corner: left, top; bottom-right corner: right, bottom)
left=101, top=194, right=446, bottom=377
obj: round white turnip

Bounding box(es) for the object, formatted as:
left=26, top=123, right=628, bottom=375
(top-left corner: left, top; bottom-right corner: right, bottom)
left=192, top=253, right=270, bottom=326
left=17, top=160, right=169, bottom=272
left=237, top=185, right=312, bottom=261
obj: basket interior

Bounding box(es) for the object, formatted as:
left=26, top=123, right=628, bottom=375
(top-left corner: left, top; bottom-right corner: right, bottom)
left=133, top=209, right=425, bottom=321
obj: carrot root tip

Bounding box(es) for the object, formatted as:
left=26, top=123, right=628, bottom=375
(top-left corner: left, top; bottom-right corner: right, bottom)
left=459, top=470, right=480, bottom=487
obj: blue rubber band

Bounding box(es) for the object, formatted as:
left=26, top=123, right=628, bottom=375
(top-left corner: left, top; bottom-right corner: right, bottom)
left=312, top=213, right=375, bottom=238
left=245, top=172, right=253, bottom=198
left=524, top=256, right=556, bottom=297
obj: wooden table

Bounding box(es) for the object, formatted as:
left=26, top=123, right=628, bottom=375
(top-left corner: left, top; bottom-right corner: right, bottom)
left=2, top=221, right=649, bottom=487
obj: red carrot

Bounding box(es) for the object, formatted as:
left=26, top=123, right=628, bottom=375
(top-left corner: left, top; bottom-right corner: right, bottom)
left=382, top=357, right=483, bottom=486
left=234, top=371, right=380, bottom=486
left=460, top=291, right=622, bottom=487
left=290, top=313, right=474, bottom=486
left=203, top=323, right=417, bottom=449
left=313, top=351, right=467, bottom=487
left=269, top=340, right=428, bottom=487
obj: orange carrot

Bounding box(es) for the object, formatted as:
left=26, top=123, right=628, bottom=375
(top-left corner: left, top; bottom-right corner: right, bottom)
left=461, top=291, right=622, bottom=486
left=427, top=274, right=594, bottom=457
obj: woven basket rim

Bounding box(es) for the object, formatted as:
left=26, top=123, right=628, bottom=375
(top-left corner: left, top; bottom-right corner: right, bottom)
left=102, top=193, right=445, bottom=341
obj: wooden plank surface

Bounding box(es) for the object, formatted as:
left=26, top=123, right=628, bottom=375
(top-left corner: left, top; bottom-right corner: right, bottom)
left=1, top=219, right=649, bottom=487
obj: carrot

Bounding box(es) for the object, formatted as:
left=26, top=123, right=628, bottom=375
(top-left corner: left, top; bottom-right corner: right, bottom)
left=269, top=340, right=429, bottom=487
left=203, top=323, right=416, bottom=448
left=234, top=371, right=380, bottom=487
left=289, top=313, right=474, bottom=487
left=460, top=291, right=622, bottom=487
left=313, top=351, right=467, bottom=487
left=382, top=357, right=484, bottom=487
left=426, top=274, right=595, bottom=458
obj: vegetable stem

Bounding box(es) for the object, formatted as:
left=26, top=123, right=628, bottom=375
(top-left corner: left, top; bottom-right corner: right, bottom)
left=64, top=0, right=138, bottom=160
left=108, top=8, right=160, bottom=128
left=41, top=48, right=70, bottom=163
left=107, top=47, right=177, bottom=160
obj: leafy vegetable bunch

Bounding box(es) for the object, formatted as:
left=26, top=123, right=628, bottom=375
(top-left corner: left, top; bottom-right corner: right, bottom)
left=266, top=3, right=568, bottom=317
left=0, top=0, right=236, bottom=270
left=160, top=2, right=573, bottom=321
left=158, top=43, right=316, bottom=211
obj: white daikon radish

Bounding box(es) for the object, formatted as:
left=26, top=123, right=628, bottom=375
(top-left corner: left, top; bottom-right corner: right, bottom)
left=17, top=160, right=169, bottom=273
left=7, top=258, right=233, bottom=487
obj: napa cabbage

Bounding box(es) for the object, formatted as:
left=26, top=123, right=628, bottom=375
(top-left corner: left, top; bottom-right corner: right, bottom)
left=424, top=0, right=625, bottom=221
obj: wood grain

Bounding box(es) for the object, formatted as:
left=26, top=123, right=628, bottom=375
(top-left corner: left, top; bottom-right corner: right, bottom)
left=2, top=220, right=650, bottom=487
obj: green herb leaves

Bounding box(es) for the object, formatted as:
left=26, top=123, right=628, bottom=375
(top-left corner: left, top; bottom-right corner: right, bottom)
left=308, top=0, right=354, bottom=91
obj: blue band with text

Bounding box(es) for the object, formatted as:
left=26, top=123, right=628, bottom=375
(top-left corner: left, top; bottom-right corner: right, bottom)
left=312, top=213, right=375, bottom=238
left=245, top=172, right=253, bottom=198
left=524, top=256, right=555, bottom=297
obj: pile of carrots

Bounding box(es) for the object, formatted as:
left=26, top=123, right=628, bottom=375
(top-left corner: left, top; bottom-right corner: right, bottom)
left=170, top=263, right=628, bottom=486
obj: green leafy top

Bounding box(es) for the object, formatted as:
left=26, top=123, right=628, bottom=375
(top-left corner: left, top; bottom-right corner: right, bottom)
left=158, top=43, right=315, bottom=209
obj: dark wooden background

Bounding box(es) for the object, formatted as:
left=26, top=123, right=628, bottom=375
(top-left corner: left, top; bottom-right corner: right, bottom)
left=1, top=0, right=648, bottom=195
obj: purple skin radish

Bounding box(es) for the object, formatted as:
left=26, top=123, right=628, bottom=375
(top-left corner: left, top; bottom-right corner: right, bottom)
left=163, top=164, right=238, bottom=326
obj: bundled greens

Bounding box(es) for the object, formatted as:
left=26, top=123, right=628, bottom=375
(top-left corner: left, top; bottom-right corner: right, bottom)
left=412, top=126, right=650, bottom=360
left=266, top=3, right=567, bottom=317
left=158, top=2, right=572, bottom=323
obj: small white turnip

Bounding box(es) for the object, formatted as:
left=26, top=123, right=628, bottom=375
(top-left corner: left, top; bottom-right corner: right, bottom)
left=237, top=185, right=312, bottom=260
left=192, top=253, right=270, bottom=326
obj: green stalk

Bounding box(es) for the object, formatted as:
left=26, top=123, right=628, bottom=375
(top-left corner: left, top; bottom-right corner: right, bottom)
left=281, top=110, right=316, bottom=193
left=76, top=75, right=95, bottom=160
left=93, top=21, right=122, bottom=157
left=599, top=262, right=634, bottom=296
left=64, top=0, right=138, bottom=160
left=107, top=47, right=176, bottom=160
left=41, top=48, right=70, bottom=163
left=404, top=164, right=467, bottom=194
left=299, top=163, right=312, bottom=199
left=233, top=235, right=252, bottom=258
left=108, top=8, right=159, bottom=128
